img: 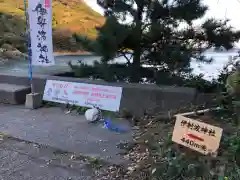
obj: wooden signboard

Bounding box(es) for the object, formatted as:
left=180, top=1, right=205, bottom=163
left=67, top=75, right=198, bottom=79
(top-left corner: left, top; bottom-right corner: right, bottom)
left=172, top=114, right=223, bottom=156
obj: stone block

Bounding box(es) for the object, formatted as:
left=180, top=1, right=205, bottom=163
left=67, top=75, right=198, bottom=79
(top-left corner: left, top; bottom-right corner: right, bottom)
left=0, top=83, right=31, bottom=104
left=25, top=93, right=42, bottom=109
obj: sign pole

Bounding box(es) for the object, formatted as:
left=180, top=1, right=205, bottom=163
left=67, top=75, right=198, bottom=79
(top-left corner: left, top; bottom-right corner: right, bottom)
left=24, top=0, right=34, bottom=94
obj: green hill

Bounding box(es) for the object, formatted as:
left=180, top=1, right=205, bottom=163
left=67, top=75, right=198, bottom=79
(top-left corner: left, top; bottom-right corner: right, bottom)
left=0, top=0, right=104, bottom=54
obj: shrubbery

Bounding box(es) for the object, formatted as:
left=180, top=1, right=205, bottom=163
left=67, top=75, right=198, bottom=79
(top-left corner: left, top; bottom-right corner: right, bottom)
left=68, top=60, right=222, bottom=93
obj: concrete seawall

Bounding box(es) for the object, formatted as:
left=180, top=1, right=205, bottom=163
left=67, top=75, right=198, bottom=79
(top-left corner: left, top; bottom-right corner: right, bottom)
left=0, top=73, right=215, bottom=117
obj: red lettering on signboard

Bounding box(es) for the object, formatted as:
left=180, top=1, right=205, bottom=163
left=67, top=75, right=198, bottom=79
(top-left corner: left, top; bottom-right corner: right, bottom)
left=72, top=90, right=89, bottom=96
left=91, top=93, right=99, bottom=98
left=74, top=86, right=90, bottom=90
left=92, top=88, right=108, bottom=92
left=91, top=87, right=118, bottom=93
left=91, top=92, right=116, bottom=99
left=106, top=94, right=116, bottom=99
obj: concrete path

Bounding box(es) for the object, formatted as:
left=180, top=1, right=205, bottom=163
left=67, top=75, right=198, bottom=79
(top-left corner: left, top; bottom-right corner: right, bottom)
left=0, top=136, right=93, bottom=180
left=0, top=104, right=132, bottom=164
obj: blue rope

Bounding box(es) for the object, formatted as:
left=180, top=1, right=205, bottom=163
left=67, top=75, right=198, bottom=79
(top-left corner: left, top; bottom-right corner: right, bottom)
left=104, top=118, right=129, bottom=133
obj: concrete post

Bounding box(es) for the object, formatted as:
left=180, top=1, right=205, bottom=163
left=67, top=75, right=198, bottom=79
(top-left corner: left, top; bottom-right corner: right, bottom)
left=25, top=93, right=42, bottom=109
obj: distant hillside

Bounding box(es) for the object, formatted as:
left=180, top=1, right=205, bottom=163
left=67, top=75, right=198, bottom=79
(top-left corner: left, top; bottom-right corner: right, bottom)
left=0, top=0, right=104, bottom=55
left=52, top=0, right=104, bottom=38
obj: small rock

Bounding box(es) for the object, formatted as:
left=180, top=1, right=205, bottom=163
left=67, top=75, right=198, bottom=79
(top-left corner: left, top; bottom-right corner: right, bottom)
left=65, top=110, right=71, bottom=114
left=70, top=154, right=76, bottom=160
left=151, top=168, right=156, bottom=174
left=127, top=166, right=134, bottom=172
left=1, top=43, right=15, bottom=51
left=2, top=50, right=25, bottom=59
left=33, top=144, right=39, bottom=148
left=132, top=126, right=140, bottom=130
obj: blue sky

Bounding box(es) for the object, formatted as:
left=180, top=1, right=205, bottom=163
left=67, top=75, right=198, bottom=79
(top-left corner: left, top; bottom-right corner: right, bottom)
left=84, top=0, right=240, bottom=31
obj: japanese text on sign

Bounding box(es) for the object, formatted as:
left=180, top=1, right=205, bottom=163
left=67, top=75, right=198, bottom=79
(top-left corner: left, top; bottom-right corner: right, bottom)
left=172, top=114, right=223, bottom=156
left=180, top=119, right=216, bottom=137
left=43, top=80, right=123, bottom=112
left=28, top=0, right=55, bottom=66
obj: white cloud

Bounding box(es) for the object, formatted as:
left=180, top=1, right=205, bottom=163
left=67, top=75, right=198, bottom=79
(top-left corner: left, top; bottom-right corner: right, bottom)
left=201, top=0, right=240, bottom=30
left=83, top=0, right=104, bottom=15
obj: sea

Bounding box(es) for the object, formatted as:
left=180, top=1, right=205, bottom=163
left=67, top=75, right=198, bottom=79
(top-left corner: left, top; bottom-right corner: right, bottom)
left=0, top=49, right=239, bottom=81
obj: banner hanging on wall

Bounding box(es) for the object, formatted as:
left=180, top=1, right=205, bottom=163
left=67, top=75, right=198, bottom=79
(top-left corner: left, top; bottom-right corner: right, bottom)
left=28, top=0, right=55, bottom=66
left=43, top=80, right=123, bottom=112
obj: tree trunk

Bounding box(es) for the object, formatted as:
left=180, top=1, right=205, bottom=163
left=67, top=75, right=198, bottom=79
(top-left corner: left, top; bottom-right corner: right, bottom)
left=131, top=47, right=141, bottom=82
left=130, top=4, right=143, bottom=83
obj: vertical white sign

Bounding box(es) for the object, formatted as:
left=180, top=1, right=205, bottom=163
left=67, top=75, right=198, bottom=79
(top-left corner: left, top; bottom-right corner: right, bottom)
left=28, top=0, right=55, bottom=66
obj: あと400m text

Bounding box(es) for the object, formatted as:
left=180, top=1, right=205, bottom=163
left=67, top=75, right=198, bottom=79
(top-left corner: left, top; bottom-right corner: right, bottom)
left=181, top=137, right=207, bottom=151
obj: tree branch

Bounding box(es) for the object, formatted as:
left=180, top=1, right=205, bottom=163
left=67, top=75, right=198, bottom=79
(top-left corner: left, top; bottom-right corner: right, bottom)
left=141, top=23, right=152, bottom=31
left=117, top=49, right=133, bottom=65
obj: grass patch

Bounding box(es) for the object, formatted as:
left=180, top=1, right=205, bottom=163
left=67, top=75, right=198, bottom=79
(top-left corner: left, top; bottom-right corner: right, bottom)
left=42, top=101, right=119, bottom=120
left=97, top=108, right=240, bottom=180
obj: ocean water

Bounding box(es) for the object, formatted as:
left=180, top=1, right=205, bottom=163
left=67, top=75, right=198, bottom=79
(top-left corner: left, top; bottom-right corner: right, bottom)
left=0, top=51, right=238, bottom=80
left=191, top=51, right=238, bottom=80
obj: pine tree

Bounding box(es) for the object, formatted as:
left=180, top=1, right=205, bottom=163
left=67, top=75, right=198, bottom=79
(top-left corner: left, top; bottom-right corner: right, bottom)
left=95, top=0, right=240, bottom=82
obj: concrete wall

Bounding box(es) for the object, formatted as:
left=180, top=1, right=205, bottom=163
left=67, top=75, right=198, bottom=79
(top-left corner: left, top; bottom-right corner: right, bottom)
left=0, top=73, right=214, bottom=117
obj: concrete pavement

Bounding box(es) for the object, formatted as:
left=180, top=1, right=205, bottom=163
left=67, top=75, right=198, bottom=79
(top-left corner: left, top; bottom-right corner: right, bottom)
left=0, top=136, right=93, bottom=180
left=0, top=105, right=132, bottom=164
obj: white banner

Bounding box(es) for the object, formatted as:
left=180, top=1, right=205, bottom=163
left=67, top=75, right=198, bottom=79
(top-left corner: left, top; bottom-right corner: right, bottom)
left=28, top=0, right=55, bottom=66
left=43, top=80, right=123, bottom=112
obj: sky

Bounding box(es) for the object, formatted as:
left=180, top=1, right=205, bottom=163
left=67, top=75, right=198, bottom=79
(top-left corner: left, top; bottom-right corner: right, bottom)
left=84, top=0, right=240, bottom=31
